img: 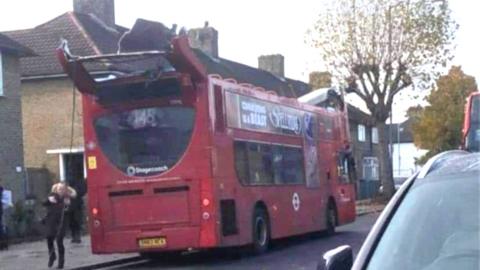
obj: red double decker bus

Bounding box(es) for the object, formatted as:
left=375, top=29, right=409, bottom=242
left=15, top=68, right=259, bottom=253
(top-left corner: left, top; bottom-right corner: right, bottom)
left=56, top=36, right=356, bottom=255
left=463, top=92, right=480, bottom=152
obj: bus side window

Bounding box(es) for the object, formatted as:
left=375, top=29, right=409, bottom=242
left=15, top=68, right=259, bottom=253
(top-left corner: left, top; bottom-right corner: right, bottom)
left=233, top=141, right=305, bottom=186
left=247, top=143, right=274, bottom=185
left=234, top=141, right=248, bottom=184
left=272, top=146, right=305, bottom=185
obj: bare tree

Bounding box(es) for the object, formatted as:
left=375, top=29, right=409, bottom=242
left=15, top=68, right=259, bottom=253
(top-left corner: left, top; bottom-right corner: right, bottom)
left=308, top=0, right=457, bottom=198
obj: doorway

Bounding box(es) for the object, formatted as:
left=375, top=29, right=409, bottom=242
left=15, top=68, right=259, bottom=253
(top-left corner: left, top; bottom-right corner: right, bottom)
left=63, top=153, right=86, bottom=194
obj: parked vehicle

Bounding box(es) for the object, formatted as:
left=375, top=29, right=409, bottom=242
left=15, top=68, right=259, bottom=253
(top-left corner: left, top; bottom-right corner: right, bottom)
left=320, top=150, right=480, bottom=270
left=56, top=35, right=356, bottom=255
left=463, top=91, right=480, bottom=152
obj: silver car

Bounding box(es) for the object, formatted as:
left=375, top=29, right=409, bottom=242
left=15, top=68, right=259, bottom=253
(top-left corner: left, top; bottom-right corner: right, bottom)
left=320, top=150, right=480, bottom=270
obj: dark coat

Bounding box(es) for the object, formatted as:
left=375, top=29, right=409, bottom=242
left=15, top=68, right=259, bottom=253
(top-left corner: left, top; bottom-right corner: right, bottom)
left=69, top=179, right=86, bottom=210
left=42, top=193, right=67, bottom=238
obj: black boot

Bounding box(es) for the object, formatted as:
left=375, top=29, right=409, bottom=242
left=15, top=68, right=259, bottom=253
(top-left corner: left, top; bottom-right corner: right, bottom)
left=57, top=254, right=64, bottom=269
left=56, top=236, right=65, bottom=269
left=48, top=252, right=56, bottom=268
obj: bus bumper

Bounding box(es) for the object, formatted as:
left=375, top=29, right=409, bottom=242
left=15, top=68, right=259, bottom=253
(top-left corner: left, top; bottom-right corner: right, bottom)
left=92, top=226, right=202, bottom=254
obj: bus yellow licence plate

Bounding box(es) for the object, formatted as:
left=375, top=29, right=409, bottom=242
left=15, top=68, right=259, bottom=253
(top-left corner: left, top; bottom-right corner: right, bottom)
left=138, top=237, right=167, bottom=248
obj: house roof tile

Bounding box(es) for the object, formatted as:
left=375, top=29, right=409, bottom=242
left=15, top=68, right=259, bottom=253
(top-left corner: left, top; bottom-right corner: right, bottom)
left=3, top=12, right=125, bottom=77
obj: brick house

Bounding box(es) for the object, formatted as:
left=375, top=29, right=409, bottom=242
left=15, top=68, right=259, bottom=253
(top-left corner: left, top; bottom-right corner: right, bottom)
left=4, top=1, right=126, bottom=198
left=0, top=33, right=34, bottom=205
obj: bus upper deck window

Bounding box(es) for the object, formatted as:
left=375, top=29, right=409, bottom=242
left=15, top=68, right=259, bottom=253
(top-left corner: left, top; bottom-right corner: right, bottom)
left=94, top=106, right=195, bottom=177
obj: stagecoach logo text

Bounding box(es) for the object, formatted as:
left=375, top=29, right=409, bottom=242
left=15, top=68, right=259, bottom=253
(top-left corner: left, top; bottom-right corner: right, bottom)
left=126, top=165, right=169, bottom=176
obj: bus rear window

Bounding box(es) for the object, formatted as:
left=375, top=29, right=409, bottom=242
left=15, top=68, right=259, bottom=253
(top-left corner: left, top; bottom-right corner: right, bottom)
left=94, top=107, right=195, bottom=177
left=234, top=141, right=305, bottom=185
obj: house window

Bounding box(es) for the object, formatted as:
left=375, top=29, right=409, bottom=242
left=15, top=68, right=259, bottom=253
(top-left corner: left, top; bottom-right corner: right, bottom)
left=372, top=127, right=379, bottom=144
left=0, top=52, right=3, bottom=96
left=358, top=124, right=366, bottom=142
left=363, top=157, right=379, bottom=180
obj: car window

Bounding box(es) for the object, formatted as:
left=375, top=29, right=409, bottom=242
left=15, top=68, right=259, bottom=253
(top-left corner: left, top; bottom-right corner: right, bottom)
left=366, top=171, right=480, bottom=270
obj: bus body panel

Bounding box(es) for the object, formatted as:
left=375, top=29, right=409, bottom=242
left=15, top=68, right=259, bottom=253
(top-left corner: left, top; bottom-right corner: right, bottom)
left=83, top=79, right=218, bottom=253
left=57, top=36, right=356, bottom=254
left=207, top=79, right=356, bottom=248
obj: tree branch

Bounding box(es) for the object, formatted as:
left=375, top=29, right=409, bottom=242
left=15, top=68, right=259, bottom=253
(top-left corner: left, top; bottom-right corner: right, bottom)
left=365, top=69, right=382, bottom=98
left=386, top=80, right=411, bottom=110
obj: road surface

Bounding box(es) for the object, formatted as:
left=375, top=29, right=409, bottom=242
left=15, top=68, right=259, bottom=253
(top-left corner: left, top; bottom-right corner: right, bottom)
left=107, top=213, right=379, bottom=270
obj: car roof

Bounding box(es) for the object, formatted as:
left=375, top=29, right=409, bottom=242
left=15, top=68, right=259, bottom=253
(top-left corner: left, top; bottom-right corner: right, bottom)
left=417, top=150, right=479, bottom=179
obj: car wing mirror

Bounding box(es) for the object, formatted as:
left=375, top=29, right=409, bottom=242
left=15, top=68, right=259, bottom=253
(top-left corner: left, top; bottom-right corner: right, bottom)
left=318, top=245, right=353, bottom=270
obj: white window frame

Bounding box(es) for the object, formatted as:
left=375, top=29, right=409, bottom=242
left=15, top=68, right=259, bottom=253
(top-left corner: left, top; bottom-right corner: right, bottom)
left=358, top=124, right=366, bottom=142
left=362, top=157, right=379, bottom=180
left=372, top=127, right=379, bottom=144
left=46, top=148, right=86, bottom=181
left=0, top=52, right=3, bottom=96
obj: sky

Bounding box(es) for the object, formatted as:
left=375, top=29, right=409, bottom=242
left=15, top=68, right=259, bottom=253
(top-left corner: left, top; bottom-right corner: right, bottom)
left=0, top=0, right=478, bottom=123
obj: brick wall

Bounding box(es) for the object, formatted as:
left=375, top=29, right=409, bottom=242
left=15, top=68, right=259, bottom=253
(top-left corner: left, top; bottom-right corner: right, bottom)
left=0, top=53, right=26, bottom=202
left=21, top=78, right=84, bottom=180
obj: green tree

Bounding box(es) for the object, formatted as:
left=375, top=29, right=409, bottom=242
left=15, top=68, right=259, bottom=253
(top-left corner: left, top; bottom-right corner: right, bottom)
left=308, top=0, right=457, bottom=198
left=409, top=66, right=477, bottom=164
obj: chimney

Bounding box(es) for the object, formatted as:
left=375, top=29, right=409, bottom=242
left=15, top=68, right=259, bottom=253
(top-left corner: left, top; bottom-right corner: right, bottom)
left=309, top=71, right=332, bottom=90
left=187, top=22, right=219, bottom=58
left=73, top=0, right=115, bottom=28
left=258, top=54, right=284, bottom=78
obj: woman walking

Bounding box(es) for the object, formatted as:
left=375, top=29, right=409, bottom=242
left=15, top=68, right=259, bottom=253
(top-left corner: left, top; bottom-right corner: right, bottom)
left=43, top=182, right=76, bottom=269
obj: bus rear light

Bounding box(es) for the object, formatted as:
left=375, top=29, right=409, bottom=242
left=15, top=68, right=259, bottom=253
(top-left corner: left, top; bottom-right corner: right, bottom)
left=92, top=207, right=99, bottom=216
left=202, top=212, right=210, bottom=220
left=202, top=198, right=210, bottom=207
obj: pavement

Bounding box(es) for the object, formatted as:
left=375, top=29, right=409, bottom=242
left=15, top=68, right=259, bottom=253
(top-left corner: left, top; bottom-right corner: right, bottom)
left=0, top=236, right=135, bottom=270
left=0, top=203, right=385, bottom=270
left=355, top=199, right=386, bottom=216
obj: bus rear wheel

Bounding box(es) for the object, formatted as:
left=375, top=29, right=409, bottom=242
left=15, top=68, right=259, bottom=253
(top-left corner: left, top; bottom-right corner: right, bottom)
left=252, top=207, right=270, bottom=254
left=326, top=203, right=337, bottom=236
